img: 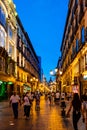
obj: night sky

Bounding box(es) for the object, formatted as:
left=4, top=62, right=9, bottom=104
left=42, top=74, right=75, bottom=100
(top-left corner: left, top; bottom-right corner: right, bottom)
left=13, top=0, right=69, bottom=81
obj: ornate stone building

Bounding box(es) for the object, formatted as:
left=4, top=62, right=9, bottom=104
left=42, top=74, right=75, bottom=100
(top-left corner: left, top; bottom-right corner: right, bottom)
left=16, top=16, right=40, bottom=94
left=0, top=0, right=17, bottom=99
left=59, top=0, right=87, bottom=96
left=0, top=0, right=41, bottom=99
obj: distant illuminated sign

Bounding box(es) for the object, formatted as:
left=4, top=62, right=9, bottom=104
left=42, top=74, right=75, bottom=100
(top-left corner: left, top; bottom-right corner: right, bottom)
left=7, top=82, right=13, bottom=85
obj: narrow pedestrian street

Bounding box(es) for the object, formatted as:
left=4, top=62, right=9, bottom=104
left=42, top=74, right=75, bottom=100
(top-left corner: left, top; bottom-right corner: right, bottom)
left=0, top=96, right=86, bottom=130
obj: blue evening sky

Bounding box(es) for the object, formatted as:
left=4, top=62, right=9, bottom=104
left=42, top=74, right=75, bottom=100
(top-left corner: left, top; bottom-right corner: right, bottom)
left=13, top=0, right=69, bottom=81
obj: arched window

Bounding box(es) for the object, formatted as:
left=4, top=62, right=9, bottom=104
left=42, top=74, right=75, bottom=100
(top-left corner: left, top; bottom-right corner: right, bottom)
left=81, top=27, right=85, bottom=44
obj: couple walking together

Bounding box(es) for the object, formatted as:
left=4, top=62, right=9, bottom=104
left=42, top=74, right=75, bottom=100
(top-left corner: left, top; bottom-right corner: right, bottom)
left=10, top=91, right=32, bottom=120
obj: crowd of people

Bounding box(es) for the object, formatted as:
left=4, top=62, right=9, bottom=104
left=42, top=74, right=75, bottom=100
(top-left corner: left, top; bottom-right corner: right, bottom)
left=45, top=91, right=87, bottom=130
left=45, top=91, right=72, bottom=105
left=9, top=90, right=87, bottom=130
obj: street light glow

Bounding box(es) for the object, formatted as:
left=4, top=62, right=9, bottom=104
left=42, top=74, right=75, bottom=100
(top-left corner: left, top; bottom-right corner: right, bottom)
left=59, top=70, right=62, bottom=75
left=55, top=68, right=58, bottom=72
left=50, top=70, right=54, bottom=75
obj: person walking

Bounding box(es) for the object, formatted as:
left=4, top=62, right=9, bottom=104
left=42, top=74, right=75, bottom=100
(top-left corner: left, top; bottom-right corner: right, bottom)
left=66, top=93, right=82, bottom=130
left=55, top=91, right=60, bottom=103
left=61, top=92, right=65, bottom=100
left=23, top=92, right=31, bottom=119
left=48, top=92, right=52, bottom=105
left=10, top=91, right=21, bottom=119
left=82, top=92, right=87, bottom=129
left=35, top=91, right=40, bottom=110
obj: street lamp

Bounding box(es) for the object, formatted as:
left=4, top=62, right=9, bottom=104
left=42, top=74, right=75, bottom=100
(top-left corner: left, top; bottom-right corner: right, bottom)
left=30, top=77, right=38, bottom=92
left=58, top=70, right=62, bottom=94
left=50, top=68, right=58, bottom=92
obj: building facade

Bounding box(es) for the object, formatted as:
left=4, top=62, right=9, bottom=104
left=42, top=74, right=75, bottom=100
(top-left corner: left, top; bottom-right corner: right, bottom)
left=16, top=16, right=41, bottom=94
left=59, top=0, right=87, bottom=96
left=0, top=0, right=17, bottom=99
left=0, top=0, right=41, bottom=100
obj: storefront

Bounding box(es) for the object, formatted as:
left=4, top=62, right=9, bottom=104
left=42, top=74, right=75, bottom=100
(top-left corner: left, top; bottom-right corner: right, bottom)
left=0, top=80, right=7, bottom=100
left=0, top=80, right=15, bottom=100
left=23, top=84, right=31, bottom=93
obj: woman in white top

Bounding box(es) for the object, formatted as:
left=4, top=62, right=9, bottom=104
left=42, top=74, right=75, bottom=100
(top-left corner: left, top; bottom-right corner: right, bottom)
left=10, top=91, right=20, bottom=119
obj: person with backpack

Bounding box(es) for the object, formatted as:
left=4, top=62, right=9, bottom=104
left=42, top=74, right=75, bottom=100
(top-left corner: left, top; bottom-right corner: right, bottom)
left=66, top=93, right=82, bottom=130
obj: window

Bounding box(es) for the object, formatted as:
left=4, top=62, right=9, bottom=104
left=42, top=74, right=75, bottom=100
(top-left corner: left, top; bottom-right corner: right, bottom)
left=8, top=26, right=13, bottom=38
left=85, top=54, right=87, bottom=65
left=9, top=43, right=14, bottom=58
left=81, top=27, right=85, bottom=44
left=17, top=71, right=19, bottom=79
left=0, top=29, right=5, bottom=47
left=0, top=6, right=6, bottom=27
left=72, top=45, right=74, bottom=54
left=76, top=39, right=78, bottom=52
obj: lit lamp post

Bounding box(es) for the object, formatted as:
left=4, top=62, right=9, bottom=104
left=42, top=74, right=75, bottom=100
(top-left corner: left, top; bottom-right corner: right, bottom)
left=30, top=77, right=38, bottom=92
left=50, top=68, right=63, bottom=93
left=50, top=68, right=58, bottom=92
left=58, top=70, right=62, bottom=94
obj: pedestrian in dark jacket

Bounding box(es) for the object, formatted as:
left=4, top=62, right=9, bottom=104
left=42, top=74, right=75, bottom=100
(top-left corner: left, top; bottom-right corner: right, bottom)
left=66, top=93, right=82, bottom=130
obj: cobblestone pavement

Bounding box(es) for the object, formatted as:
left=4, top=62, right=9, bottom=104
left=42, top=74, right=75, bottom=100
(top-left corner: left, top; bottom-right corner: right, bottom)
left=0, top=96, right=86, bottom=130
